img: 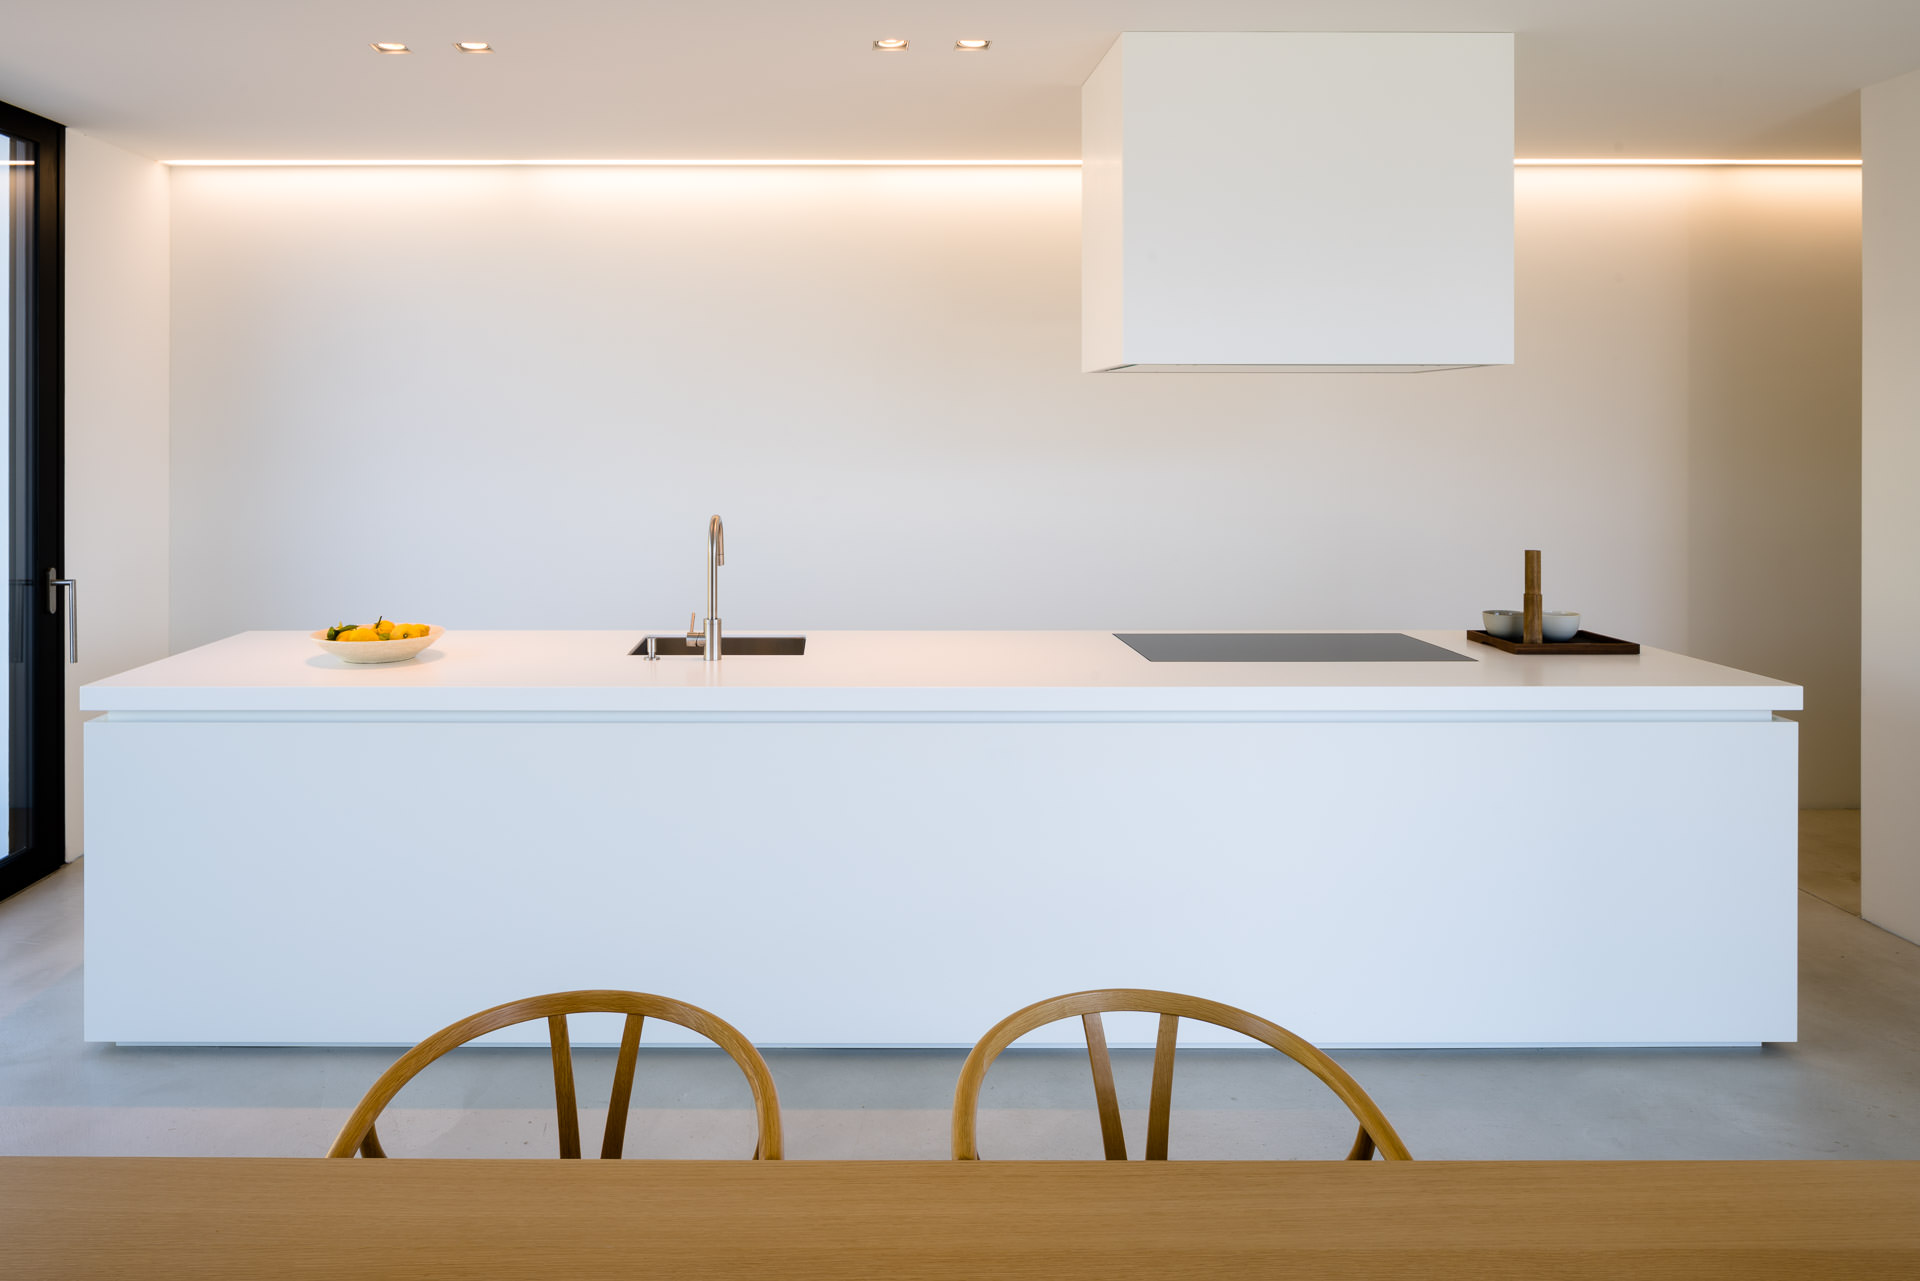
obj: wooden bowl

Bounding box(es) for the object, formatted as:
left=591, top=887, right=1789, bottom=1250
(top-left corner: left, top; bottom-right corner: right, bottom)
left=310, top=625, right=443, bottom=665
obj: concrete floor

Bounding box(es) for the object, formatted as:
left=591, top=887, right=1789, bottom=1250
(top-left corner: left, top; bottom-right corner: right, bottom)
left=3, top=812, right=1914, bottom=1160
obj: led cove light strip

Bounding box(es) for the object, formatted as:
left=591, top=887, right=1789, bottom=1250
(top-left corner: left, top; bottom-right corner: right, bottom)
left=162, top=158, right=1084, bottom=167
left=1515, top=158, right=1860, bottom=167
left=159, top=158, right=1865, bottom=168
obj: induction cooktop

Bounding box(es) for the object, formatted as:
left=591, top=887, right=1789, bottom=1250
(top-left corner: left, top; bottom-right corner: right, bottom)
left=1114, top=632, right=1476, bottom=663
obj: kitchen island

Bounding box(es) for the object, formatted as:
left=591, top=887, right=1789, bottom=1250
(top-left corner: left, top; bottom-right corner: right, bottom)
left=81, top=630, right=1800, bottom=1048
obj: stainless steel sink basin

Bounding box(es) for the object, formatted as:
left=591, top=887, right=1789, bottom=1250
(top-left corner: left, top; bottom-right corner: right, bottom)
left=1115, top=632, right=1474, bottom=662
left=631, top=635, right=806, bottom=657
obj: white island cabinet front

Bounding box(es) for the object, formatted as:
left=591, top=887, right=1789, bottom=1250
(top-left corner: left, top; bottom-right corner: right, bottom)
left=81, top=630, right=1800, bottom=1048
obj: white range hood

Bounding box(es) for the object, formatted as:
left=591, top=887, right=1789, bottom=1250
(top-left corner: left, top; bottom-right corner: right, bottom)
left=1081, top=32, right=1515, bottom=372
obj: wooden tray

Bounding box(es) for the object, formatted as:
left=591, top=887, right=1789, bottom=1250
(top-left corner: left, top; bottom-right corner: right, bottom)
left=1466, top=629, right=1641, bottom=655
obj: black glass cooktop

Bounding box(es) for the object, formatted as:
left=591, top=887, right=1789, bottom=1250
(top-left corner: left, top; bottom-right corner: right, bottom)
left=1115, top=633, right=1476, bottom=663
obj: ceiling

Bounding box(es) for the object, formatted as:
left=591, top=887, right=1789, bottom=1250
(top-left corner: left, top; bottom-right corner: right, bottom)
left=0, top=0, right=1914, bottom=162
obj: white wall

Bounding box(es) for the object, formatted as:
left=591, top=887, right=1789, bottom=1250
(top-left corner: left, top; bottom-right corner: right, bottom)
left=1683, top=168, right=1862, bottom=816
left=166, top=164, right=1859, bottom=803
left=63, top=132, right=170, bottom=857
left=1863, top=70, right=1920, bottom=942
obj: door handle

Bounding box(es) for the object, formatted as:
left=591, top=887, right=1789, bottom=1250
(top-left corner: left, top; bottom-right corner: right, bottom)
left=45, top=570, right=76, bottom=663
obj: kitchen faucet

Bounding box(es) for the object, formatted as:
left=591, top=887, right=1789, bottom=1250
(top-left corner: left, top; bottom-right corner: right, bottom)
left=631, top=516, right=800, bottom=660
left=698, top=514, right=723, bottom=661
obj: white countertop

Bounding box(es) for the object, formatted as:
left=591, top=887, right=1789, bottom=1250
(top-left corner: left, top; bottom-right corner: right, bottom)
left=80, top=630, right=1803, bottom=716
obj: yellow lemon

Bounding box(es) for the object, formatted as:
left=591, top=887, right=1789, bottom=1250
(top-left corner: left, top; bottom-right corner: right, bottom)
left=340, top=627, right=380, bottom=642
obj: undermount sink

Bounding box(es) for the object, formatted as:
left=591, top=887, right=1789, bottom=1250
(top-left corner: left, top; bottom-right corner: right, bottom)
left=631, top=635, right=806, bottom=657
left=1115, top=633, right=1474, bottom=663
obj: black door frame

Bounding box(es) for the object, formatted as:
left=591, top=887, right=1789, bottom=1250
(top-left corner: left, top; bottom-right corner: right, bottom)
left=0, top=98, right=66, bottom=901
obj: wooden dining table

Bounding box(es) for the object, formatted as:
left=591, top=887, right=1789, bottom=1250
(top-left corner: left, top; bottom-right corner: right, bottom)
left=7, top=1157, right=1918, bottom=1279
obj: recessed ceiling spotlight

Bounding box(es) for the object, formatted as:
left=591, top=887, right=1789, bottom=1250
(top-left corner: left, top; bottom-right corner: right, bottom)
left=370, top=42, right=411, bottom=54
left=454, top=42, right=493, bottom=53
left=873, top=38, right=909, bottom=52
left=955, top=39, right=991, bottom=51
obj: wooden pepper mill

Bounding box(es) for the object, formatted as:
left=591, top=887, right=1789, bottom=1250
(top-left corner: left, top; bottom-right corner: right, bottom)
left=1523, top=549, right=1544, bottom=645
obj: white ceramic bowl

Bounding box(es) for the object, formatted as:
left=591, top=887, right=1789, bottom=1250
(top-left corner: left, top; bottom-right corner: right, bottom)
left=1482, top=609, right=1523, bottom=640
left=1542, top=611, right=1582, bottom=642
left=311, top=625, right=443, bottom=665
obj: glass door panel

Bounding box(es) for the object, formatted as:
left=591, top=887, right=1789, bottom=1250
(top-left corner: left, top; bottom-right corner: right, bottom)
left=5, top=128, right=18, bottom=866
left=2, top=101, right=66, bottom=901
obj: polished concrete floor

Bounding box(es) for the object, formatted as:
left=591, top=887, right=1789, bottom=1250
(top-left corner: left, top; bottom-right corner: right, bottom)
left=2, top=812, right=1914, bottom=1160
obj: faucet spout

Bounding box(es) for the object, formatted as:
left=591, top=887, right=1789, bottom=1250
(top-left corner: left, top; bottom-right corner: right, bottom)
left=704, top=515, right=724, bottom=661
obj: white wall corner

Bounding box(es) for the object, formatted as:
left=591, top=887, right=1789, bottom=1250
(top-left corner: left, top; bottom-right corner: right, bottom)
left=1861, top=65, right=1920, bottom=943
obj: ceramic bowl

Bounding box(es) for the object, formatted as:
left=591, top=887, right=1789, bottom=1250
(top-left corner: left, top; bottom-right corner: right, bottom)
left=1542, top=611, right=1582, bottom=642
left=311, top=625, right=443, bottom=665
left=1482, top=609, right=1523, bottom=640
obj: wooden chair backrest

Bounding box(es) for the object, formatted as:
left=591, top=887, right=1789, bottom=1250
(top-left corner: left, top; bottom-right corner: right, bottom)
left=326, top=989, right=782, bottom=1160
left=950, top=989, right=1410, bottom=1161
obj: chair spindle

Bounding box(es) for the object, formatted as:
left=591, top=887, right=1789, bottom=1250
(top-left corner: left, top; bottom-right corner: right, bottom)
left=1145, top=1013, right=1178, bottom=1160
left=600, top=1014, right=646, bottom=1159
left=1082, top=1012, right=1128, bottom=1160
left=549, top=1013, right=582, bottom=1159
